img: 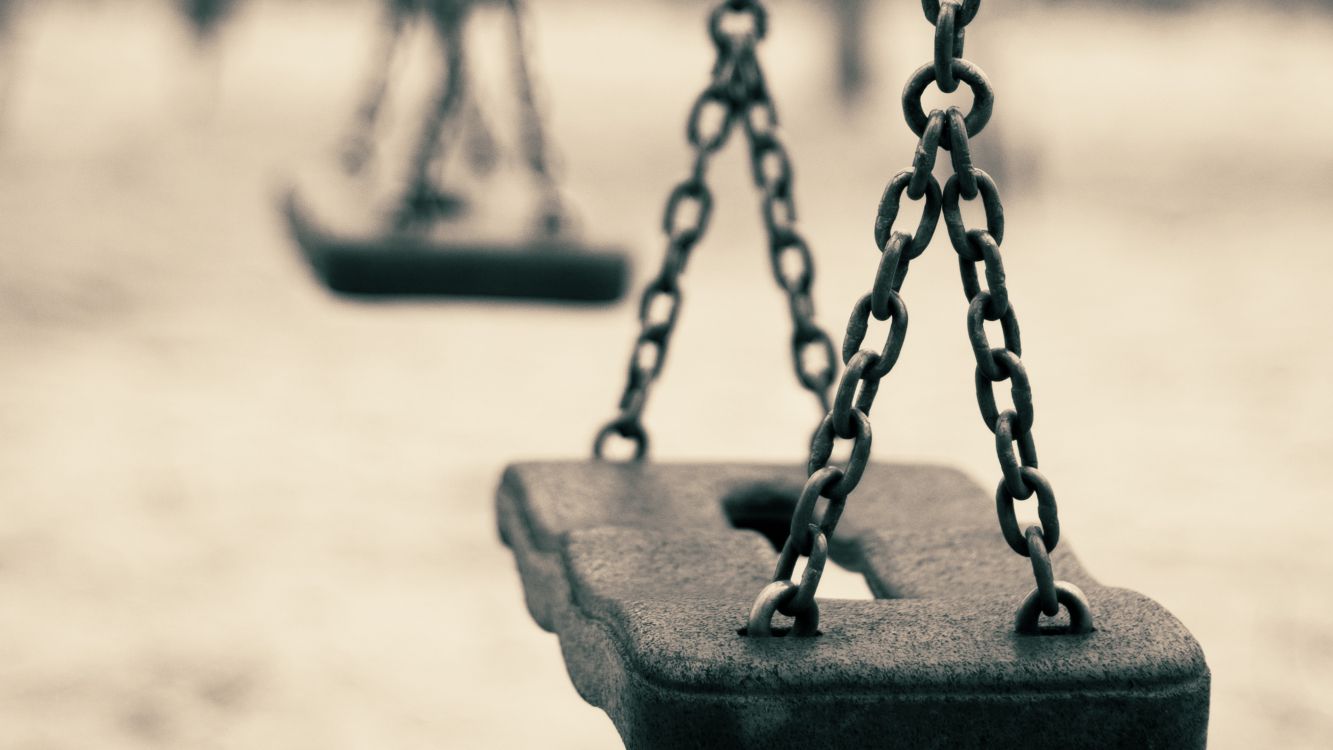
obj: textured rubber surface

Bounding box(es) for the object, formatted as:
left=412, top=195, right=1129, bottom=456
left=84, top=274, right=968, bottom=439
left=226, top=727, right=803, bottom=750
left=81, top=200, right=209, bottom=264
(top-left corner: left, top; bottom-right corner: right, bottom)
left=283, top=190, right=628, bottom=302
left=497, top=461, right=1210, bottom=749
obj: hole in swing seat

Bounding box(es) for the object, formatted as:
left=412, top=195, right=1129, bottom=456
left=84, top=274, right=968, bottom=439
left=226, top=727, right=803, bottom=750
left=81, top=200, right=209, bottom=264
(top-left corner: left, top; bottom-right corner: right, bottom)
left=722, top=483, right=876, bottom=601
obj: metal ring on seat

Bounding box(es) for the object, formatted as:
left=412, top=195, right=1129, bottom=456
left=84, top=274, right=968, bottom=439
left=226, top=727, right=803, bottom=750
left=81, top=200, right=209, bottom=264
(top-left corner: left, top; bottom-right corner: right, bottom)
left=1014, top=580, right=1093, bottom=635
left=745, top=580, right=820, bottom=637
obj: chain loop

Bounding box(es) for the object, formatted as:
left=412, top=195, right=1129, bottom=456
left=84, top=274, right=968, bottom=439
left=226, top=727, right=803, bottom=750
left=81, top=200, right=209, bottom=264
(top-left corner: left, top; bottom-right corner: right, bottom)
left=663, top=180, right=714, bottom=243
left=639, top=275, right=682, bottom=329
left=780, top=527, right=829, bottom=617
left=742, top=93, right=779, bottom=140
left=933, top=2, right=962, bottom=94
left=909, top=110, right=948, bottom=201
left=747, top=579, right=819, bottom=637
left=750, top=131, right=793, bottom=196
left=875, top=170, right=941, bottom=258
left=630, top=322, right=670, bottom=377
left=944, top=107, right=979, bottom=198
left=943, top=168, right=1004, bottom=261
left=751, top=469, right=842, bottom=636
left=975, top=349, right=1034, bottom=434
left=966, top=292, right=1021, bottom=380
left=903, top=60, right=994, bottom=142
left=842, top=292, right=909, bottom=379
left=807, top=411, right=873, bottom=499
left=958, top=229, right=1009, bottom=318
left=996, top=466, right=1059, bottom=556
left=832, top=350, right=883, bottom=439
left=709, top=0, right=768, bottom=53
left=769, top=229, right=814, bottom=295
left=792, top=323, right=837, bottom=412
left=782, top=467, right=847, bottom=558
left=686, top=87, right=737, bottom=154
left=872, top=231, right=912, bottom=318
left=995, top=409, right=1038, bottom=499
left=1025, top=525, right=1059, bottom=617
left=764, top=186, right=797, bottom=235
left=592, top=418, right=648, bottom=461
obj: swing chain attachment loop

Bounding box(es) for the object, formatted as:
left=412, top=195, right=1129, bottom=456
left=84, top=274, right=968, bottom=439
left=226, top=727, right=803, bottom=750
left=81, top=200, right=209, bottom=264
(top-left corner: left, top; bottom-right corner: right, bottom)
left=902, top=59, right=994, bottom=145
left=751, top=516, right=830, bottom=637
left=595, top=0, right=838, bottom=461
left=1016, top=580, right=1094, bottom=635
left=746, top=578, right=819, bottom=637
left=592, top=418, right=648, bottom=462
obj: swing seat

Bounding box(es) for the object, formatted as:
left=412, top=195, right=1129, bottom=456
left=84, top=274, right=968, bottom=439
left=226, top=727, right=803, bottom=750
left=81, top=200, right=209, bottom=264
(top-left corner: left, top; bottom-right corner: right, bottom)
left=497, top=461, right=1209, bottom=750
left=282, top=188, right=629, bottom=302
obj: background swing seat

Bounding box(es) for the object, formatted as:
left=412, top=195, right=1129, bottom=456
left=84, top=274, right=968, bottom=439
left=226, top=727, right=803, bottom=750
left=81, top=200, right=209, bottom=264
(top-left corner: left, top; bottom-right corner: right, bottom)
left=497, top=461, right=1210, bottom=749
left=283, top=188, right=629, bottom=302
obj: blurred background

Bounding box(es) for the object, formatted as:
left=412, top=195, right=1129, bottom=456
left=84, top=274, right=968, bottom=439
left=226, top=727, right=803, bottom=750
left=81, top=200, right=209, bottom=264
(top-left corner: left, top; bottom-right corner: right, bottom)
left=1, top=0, right=1330, bottom=747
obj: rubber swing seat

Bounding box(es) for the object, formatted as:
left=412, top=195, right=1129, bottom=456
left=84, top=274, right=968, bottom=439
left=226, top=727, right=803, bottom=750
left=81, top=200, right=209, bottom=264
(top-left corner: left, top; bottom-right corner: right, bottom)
left=282, top=188, right=629, bottom=303
left=497, top=460, right=1210, bottom=750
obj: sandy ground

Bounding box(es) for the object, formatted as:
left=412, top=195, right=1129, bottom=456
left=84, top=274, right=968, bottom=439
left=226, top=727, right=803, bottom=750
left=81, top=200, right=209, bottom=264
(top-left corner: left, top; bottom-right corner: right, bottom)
left=0, top=0, right=1330, bottom=747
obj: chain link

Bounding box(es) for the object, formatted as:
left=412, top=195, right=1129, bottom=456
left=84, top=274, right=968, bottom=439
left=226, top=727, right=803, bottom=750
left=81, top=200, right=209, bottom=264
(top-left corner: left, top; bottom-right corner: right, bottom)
left=593, top=0, right=836, bottom=461
left=748, top=0, right=1091, bottom=636
left=943, top=169, right=1004, bottom=262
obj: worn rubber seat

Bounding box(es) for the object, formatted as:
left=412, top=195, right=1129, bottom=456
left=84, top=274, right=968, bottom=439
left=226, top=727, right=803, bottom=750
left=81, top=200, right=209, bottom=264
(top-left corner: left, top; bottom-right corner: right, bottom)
left=497, top=460, right=1210, bottom=749
left=283, top=188, right=629, bottom=302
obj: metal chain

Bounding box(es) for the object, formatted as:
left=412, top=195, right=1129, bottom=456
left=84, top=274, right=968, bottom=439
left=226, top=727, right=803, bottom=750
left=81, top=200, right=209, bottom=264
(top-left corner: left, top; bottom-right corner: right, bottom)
left=340, top=1, right=411, bottom=176
left=921, top=0, right=1091, bottom=633
left=740, top=55, right=837, bottom=416
left=593, top=0, right=835, bottom=461
left=397, top=1, right=472, bottom=229
left=503, top=0, right=568, bottom=236
left=747, top=0, right=1092, bottom=636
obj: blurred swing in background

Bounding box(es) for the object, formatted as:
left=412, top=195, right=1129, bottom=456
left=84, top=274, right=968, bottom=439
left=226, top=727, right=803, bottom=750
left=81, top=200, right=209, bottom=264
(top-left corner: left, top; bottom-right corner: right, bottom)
left=284, top=0, right=629, bottom=301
